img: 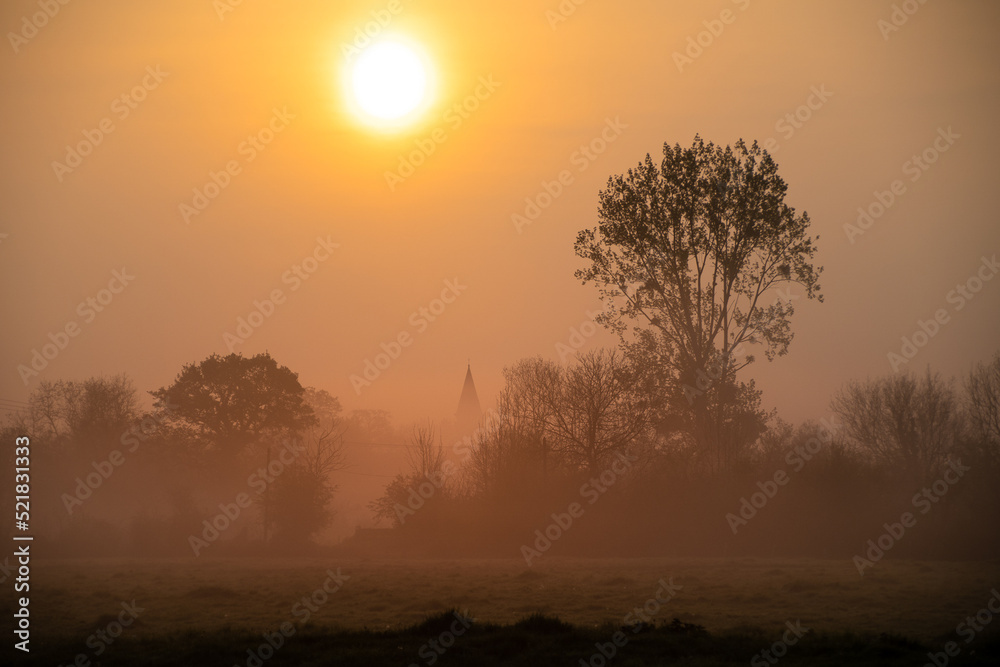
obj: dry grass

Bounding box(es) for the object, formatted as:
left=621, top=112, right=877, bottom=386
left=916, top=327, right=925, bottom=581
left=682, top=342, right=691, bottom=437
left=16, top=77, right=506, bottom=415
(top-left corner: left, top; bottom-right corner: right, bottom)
left=31, top=556, right=1000, bottom=642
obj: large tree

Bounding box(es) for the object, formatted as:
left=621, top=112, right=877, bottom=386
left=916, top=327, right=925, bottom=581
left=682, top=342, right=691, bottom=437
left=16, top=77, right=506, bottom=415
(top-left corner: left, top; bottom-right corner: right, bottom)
left=575, top=136, right=821, bottom=470
left=150, top=352, right=315, bottom=458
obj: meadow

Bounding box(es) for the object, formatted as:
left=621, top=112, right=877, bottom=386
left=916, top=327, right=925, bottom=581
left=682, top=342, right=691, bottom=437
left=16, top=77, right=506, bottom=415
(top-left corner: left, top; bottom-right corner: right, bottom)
left=20, top=557, right=1000, bottom=665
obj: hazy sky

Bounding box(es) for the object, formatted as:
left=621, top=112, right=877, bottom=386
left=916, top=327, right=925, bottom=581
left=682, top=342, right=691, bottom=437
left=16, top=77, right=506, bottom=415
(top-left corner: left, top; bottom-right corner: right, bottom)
left=2, top=0, right=999, bottom=426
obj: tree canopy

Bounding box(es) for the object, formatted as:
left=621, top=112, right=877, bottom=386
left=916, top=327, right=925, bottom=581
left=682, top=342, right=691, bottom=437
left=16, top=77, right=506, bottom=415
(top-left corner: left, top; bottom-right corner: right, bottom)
left=575, top=136, right=821, bottom=468
left=150, top=352, right=315, bottom=456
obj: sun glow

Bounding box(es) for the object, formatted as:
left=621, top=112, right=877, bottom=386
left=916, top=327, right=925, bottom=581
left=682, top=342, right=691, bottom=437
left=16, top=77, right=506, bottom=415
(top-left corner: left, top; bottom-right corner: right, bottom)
left=348, top=38, right=433, bottom=128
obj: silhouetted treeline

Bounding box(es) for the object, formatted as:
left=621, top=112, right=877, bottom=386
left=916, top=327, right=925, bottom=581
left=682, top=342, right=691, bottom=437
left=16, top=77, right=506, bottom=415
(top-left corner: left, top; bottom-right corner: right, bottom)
left=2, top=351, right=998, bottom=561
left=366, top=352, right=1000, bottom=561
left=0, top=353, right=364, bottom=556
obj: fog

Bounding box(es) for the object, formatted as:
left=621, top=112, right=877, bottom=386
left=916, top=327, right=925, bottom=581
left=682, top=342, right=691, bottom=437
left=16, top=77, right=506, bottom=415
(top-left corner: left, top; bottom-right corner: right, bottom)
left=2, top=1, right=999, bottom=665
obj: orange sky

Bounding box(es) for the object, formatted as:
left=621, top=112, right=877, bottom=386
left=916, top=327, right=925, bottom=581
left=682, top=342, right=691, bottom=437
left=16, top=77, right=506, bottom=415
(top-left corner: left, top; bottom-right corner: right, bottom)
left=2, top=0, right=999, bottom=426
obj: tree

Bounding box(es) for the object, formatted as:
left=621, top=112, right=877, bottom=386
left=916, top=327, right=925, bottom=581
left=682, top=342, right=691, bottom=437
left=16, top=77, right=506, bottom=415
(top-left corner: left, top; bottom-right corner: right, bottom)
left=26, top=380, right=69, bottom=441
left=496, top=357, right=561, bottom=477
left=63, top=375, right=140, bottom=450
left=345, top=409, right=394, bottom=443
left=965, top=353, right=1000, bottom=461
left=368, top=474, right=414, bottom=527
left=150, top=352, right=315, bottom=458
left=462, top=403, right=537, bottom=501
left=546, top=349, right=650, bottom=474
left=832, top=371, right=960, bottom=479
left=298, top=388, right=346, bottom=477
left=575, top=136, right=821, bottom=470
left=706, top=379, right=770, bottom=470
left=265, top=388, right=347, bottom=543
left=405, top=423, right=446, bottom=480
left=466, top=351, right=650, bottom=485
left=369, top=424, right=448, bottom=527
left=25, top=375, right=139, bottom=454
left=269, top=465, right=336, bottom=545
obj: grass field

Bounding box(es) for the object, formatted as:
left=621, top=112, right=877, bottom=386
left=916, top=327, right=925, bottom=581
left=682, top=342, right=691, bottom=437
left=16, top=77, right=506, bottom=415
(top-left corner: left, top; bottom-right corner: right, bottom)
left=19, top=557, right=1000, bottom=665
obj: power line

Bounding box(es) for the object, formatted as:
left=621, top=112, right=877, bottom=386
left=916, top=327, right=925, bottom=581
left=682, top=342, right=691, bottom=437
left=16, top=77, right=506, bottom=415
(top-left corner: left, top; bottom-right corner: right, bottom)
left=343, top=440, right=412, bottom=449
left=339, top=470, right=399, bottom=478
left=0, top=398, right=30, bottom=407
left=342, top=439, right=474, bottom=450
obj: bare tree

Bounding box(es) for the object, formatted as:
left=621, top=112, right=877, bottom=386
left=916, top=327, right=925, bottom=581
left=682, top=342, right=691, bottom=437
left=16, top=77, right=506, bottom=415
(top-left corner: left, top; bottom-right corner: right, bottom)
left=463, top=406, right=536, bottom=499
left=299, top=387, right=347, bottom=478
left=832, top=370, right=960, bottom=478
left=499, top=357, right=561, bottom=476
left=264, top=387, right=346, bottom=544
left=405, top=423, right=445, bottom=480
left=965, top=353, right=1000, bottom=459
left=467, top=350, right=651, bottom=482
left=369, top=423, right=448, bottom=527
left=546, top=349, right=650, bottom=474
left=23, top=375, right=139, bottom=454
left=27, top=380, right=67, bottom=441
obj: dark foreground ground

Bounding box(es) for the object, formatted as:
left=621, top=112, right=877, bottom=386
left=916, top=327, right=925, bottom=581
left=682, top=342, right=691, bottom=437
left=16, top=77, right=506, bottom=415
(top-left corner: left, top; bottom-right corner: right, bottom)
left=11, top=557, right=1000, bottom=665
left=21, top=612, right=1000, bottom=666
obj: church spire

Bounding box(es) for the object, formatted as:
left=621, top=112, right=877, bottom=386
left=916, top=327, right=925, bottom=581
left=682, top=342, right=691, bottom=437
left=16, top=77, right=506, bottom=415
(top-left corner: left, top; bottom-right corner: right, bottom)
left=456, top=363, right=482, bottom=426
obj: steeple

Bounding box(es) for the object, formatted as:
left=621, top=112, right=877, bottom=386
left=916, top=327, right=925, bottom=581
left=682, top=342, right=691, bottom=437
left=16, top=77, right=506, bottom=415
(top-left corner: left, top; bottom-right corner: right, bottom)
left=456, top=363, right=482, bottom=427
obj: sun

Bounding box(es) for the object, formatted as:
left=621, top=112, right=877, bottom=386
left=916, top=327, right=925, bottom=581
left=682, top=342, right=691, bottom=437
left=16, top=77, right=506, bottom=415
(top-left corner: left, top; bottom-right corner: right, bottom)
left=349, top=38, right=432, bottom=128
